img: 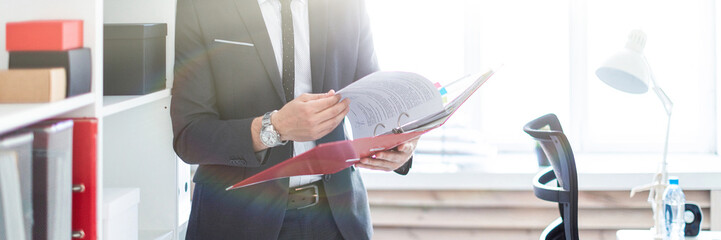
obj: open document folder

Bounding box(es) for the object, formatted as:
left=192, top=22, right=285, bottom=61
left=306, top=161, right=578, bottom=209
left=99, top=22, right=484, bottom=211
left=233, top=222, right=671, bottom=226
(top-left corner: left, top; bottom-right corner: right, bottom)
left=226, top=68, right=497, bottom=190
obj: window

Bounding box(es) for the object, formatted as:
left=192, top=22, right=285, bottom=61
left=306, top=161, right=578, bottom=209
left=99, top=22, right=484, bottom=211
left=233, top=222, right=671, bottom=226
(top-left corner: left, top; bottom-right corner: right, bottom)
left=365, top=0, right=718, bottom=170
left=585, top=0, right=716, bottom=153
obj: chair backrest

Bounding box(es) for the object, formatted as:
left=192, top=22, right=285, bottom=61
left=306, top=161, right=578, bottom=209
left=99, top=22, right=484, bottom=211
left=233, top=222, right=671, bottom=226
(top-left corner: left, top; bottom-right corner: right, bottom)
left=524, top=113, right=579, bottom=240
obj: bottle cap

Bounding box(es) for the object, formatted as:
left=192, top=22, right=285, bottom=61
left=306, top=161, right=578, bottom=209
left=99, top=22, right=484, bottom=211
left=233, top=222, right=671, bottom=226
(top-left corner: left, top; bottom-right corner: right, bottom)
left=669, top=176, right=679, bottom=185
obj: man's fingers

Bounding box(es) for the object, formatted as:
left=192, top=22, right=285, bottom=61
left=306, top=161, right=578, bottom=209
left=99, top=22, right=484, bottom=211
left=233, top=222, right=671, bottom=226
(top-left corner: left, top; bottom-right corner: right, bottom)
left=316, top=102, right=350, bottom=133
left=297, top=93, right=328, bottom=101
left=297, top=89, right=336, bottom=101
left=395, top=142, right=410, bottom=152
left=355, top=136, right=417, bottom=171
left=354, top=163, right=390, bottom=171
left=394, top=137, right=419, bottom=152
left=299, top=90, right=336, bottom=101
left=357, top=157, right=397, bottom=171
left=395, top=141, right=415, bottom=153
left=374, top=151, right=406, bottom=163
left=305, top=93, right=342, bottom=112
left=315, top=98, right=349, bottom=123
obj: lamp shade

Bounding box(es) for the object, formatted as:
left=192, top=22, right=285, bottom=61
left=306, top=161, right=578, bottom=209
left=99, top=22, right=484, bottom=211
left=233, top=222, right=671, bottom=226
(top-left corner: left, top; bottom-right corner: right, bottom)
left=595, top=48, right=650, bottom=94
left=595, top=29, right=652, bottom=94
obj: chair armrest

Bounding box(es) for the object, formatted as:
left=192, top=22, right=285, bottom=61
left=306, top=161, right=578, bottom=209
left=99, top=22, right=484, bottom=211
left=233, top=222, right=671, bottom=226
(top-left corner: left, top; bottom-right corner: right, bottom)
left=533, top=166, right=570, bottom=203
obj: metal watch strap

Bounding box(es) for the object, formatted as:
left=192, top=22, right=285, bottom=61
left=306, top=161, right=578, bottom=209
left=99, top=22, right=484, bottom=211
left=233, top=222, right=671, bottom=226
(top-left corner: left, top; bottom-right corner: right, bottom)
left=261, top=110, right=287, bottom=147
left=262, top=111, right=275, bottom=129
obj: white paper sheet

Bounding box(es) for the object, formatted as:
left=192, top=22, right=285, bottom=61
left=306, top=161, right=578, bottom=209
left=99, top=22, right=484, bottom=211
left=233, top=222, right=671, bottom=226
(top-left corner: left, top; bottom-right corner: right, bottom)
left=338, top=71, right=443, bottom=139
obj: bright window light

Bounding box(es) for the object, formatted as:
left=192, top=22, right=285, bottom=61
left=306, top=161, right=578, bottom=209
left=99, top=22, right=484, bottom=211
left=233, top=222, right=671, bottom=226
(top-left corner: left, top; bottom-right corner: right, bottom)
left=365, top=0, right=717, bottom=170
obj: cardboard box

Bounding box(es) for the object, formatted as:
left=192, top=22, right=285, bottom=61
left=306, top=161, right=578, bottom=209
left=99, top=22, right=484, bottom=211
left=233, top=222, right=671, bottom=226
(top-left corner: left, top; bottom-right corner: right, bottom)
left=0, top=68, right=67, bottom=103
left=6, top=20, right=83, bottom=51
left=103, top=188, right=139, bottom=240
left=104, top=23, right=166, bottom=95
left=9, top=48, right=92, bottom=97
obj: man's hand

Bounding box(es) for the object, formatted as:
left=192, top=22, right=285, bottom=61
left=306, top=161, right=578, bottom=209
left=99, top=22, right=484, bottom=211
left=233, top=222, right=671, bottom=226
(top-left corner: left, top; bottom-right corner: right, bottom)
left=355, top=137, right=419, bottom=171
left=272, top=90, right=350, bottom=142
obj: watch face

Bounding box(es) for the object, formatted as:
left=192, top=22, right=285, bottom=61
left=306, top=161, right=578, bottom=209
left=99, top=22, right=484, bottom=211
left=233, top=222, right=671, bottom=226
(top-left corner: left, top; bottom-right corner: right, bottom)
left=261, top=128, right=277, bottom=146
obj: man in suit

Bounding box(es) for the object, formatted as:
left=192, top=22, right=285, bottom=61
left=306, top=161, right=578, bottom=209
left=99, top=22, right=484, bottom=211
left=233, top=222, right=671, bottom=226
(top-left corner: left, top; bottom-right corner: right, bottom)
left=171, top=0, right=416, bottom=239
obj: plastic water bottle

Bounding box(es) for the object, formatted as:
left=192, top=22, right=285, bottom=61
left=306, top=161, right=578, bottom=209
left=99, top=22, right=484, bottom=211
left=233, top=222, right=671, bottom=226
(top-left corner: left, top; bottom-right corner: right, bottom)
left=663, top=176, right=686, bottom=240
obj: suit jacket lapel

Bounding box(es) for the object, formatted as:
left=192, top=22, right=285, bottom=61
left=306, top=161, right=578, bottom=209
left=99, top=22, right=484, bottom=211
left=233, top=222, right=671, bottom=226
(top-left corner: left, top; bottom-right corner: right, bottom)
left=234, top=0, right=286, bottom=103
left=309, top=0, right=328, bottom=93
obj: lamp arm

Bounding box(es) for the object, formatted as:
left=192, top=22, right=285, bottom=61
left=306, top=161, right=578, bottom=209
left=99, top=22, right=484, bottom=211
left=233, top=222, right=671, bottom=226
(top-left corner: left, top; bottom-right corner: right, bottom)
left=647, top=76, right=674, bottom=239
left=645, top=57, right=674, bottom=116
left=644, top=59, right=674, bottom=239
left=649, top=71, right=673, bottom=180
left=652, top=85, right=673, bottom=116
left=660, top=106, right=671, bottom=181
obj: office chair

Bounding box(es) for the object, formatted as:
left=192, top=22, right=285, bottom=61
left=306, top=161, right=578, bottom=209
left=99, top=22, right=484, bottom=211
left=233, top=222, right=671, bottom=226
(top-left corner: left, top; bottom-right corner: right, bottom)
left=523, top=114, right=579, bottom=240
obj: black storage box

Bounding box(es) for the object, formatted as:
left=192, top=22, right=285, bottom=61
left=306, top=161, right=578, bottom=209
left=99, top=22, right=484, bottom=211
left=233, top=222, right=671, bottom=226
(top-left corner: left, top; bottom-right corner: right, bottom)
left=104, top=23, right=167, bottom=95
left=9, top=48, right=92, bottom=97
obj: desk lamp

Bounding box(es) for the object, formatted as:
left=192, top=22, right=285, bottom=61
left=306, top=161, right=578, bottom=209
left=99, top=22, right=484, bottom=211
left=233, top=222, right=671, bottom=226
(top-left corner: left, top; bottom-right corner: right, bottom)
left=595, top=29, right=673, bottom=240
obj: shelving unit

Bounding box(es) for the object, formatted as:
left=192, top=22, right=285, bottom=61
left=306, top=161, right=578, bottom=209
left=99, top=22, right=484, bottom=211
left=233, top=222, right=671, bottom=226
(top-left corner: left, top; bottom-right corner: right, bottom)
left=103, top=89, right=171, bottom=117
left=0, top=0, right=190, bottom=239
left=0, top=94, right=95, bottom=134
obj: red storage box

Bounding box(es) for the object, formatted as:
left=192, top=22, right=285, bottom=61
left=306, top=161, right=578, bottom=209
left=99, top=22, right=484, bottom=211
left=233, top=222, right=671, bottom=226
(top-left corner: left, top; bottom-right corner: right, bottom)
left=6, top=20, right=83, bottom=51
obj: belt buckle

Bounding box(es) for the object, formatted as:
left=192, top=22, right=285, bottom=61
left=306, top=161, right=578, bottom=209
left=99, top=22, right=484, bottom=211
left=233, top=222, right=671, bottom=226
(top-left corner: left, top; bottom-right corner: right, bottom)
left=294, top=184, right=319, bottom=209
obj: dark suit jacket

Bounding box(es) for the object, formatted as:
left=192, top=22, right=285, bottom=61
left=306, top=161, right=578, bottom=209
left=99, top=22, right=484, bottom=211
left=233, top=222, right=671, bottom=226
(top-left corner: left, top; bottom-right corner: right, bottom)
left=171, top=0, right=409, bottom=239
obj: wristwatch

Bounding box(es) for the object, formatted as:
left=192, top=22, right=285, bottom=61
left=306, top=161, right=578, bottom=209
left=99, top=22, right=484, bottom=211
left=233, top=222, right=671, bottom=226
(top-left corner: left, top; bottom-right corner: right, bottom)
left=260, top=110, right=287, bottom=148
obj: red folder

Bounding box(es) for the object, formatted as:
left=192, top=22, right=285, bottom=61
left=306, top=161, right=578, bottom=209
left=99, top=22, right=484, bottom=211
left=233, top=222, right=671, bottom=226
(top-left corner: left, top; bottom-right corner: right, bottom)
left=227, top=130, right=428, bottom=190
left=226, top=68, right=496, bottom=190
left=6, top=20, right=83, bottom=51
left=71, top=118, right=98, bottom=240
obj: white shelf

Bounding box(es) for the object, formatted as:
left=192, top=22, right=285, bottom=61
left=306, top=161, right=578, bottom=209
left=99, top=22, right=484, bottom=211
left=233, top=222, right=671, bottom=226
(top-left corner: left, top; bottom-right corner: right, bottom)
left=0, top=93, right=95, bottom=135
left=102, top=89, right=171, bottom=117
left=139, top=230, right=173, bottom=240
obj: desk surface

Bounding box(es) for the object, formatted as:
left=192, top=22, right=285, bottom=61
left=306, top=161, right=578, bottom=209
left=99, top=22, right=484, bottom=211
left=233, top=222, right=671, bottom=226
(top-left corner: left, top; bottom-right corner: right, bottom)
left=617, top=230, right=721, bottom=240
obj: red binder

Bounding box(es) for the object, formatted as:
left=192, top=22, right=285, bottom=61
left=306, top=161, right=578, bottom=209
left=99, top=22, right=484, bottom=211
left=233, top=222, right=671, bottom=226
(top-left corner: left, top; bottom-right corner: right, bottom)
left=227, top=130, right=427, bottom=190
left=71, top=118, right=98, bottom=240
left=6, top=20, right=83, bottom=51
left=226, top=68, right=496, bottom=190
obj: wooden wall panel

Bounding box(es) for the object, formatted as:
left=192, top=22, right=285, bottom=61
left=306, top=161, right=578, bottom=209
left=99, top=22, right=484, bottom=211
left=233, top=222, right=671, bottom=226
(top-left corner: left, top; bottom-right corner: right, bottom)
left=369, top=190, right=711, bottom=240
left=373, top=228, right=618, bottom=240
left=367, top=190, right=710, bottom=208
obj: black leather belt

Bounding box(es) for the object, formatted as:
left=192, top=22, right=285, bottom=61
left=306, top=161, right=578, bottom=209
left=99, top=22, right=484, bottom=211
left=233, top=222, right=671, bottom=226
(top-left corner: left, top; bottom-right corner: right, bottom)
left=287, top=183, right=320, bottom=210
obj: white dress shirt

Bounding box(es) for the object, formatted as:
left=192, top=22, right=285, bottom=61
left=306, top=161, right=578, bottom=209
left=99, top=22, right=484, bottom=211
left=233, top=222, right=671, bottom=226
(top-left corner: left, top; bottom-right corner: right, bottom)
left=258, top=0, right=322, bottom=187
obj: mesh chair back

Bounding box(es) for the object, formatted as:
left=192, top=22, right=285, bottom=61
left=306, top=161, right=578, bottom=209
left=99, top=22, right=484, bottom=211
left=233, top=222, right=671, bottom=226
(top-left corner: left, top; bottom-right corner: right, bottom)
left=524, top=113, right=579, bottom=240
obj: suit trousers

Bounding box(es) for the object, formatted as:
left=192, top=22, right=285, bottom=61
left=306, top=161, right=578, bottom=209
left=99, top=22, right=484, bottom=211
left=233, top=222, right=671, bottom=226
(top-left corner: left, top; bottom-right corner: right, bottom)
left=186, top=181, right=343, bottom=240
left=278, top=181, right=344, bottom=240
